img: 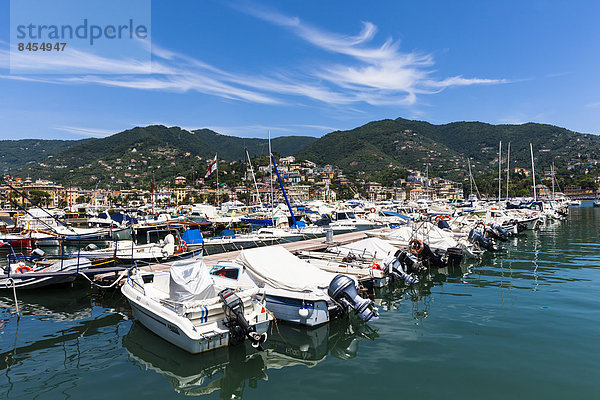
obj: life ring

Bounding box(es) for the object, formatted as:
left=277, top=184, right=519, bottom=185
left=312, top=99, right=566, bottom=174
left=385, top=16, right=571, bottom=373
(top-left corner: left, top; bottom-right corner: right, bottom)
left=369, top=207, right=376, bottom=214
left=371, top=263, right=382, bottom=270
left=15, top=263, right=32, bottom=274
left=442, top=215, right=451, bottom=221
left=408, top=239, right=424, bottom=255
left=178, top=239, right=188, bottom=252
left=434, top=215, right=442, bottom=222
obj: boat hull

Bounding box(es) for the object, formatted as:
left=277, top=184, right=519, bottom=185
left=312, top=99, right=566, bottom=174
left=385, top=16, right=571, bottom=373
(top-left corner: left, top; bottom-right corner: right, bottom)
left=265, top=294, right=330, bottom=327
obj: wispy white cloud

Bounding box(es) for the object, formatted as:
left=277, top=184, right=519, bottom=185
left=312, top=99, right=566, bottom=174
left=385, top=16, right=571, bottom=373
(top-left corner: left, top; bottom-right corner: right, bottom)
left=53, top=125, right=116, bottom=138
left=585, top=101, right=600, bottom=109
left=204, top=123, right=338, bottom=137
left=497, top=111, right=547, bottom=125
left=0, top=6, right=507, bottom=108
left=238, top=4, right=508, bottom=105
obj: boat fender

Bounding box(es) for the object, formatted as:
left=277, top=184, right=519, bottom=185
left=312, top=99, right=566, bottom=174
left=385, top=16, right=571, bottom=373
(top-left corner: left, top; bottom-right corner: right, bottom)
left=299, top=306, right=309, bottom=318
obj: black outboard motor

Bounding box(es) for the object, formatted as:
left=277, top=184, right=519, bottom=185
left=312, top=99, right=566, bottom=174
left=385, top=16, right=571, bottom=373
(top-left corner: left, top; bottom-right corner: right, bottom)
left=328, top=275, right=378, bottom=322
left=492, top=223, right=512, bottom=240
left=385, top=250, right=419, bottom=283
left=418, top=243, right=446, bottom=268
left=396, top=250, right=426, bottom=274
left=445, top=247, right=464, bottom=267
left=219, top=288, right=267, bottom=349
left=484, top=224, right=509, bottom=242
left=468, top=228, right=496, bottom=251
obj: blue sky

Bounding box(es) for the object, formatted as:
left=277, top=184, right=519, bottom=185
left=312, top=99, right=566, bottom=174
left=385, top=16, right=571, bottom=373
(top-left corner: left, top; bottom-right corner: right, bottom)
left=1, top=0, right=599, bottom=140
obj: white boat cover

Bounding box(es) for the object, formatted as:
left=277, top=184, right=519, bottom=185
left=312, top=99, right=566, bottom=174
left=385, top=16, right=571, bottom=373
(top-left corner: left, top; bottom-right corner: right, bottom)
left=327, top=237, right=398, bottom=260
left=169, top=259, right=215, bottom=302
left=380, top=223, right=458, bottom=250
left=236, top=246, right=335, bottom=292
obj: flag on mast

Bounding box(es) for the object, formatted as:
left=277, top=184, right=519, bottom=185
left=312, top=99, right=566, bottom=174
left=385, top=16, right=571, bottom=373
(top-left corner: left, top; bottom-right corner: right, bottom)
left=205, top=154, right=217, bottom=178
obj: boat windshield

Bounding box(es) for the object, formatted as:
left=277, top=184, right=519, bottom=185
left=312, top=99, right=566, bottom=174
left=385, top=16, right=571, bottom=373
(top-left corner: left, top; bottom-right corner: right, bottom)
left=336, top=212, right=356, bottom=220
left=209, top=265, right=239, bottom=280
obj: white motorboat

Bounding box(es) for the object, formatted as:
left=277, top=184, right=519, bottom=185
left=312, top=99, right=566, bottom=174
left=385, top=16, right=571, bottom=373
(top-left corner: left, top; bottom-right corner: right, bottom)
left=229, top=246, right=378, bottom=326
left=366, top=222, right=476, bottom=257
left=121, top=258, right=271, bottom=354
left=78, top=235, right=178, bottom=261
left=0, top=257, right=92, bottom=289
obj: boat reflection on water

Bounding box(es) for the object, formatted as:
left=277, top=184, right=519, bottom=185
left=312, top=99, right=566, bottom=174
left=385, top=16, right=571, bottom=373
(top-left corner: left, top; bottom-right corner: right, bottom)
left=123, top=322, right=266, bottom=398
left=266, top=317, right=378, bottom=365
left=122, top=317, right=378, bottom=397
left=372, top=260, right=476, bottom=318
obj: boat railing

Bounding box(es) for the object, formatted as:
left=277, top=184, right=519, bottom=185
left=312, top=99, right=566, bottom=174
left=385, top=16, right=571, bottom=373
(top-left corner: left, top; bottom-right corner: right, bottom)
left=128, top=275, right=146, bottom=297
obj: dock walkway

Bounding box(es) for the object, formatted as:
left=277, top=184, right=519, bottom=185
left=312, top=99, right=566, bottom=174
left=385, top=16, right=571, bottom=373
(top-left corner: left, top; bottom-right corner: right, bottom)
left=93, top=229, right=377, bottom=286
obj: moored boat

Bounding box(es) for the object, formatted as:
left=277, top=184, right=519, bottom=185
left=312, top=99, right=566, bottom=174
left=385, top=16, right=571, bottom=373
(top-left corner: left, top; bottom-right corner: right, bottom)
left=121, top=258, right=271, bottom=354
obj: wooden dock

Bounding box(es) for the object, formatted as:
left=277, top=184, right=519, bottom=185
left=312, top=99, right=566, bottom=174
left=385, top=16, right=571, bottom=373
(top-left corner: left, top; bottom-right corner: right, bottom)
left=93, top=229, right=377, bottom=286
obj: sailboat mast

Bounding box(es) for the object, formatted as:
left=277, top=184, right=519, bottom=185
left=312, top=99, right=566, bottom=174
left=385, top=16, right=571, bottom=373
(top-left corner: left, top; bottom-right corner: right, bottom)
left=498, top=141, right=502, bottom=202
left=151, top=173, right=155, bottom=215
left=530, top=143, right=536, bottom=201
left=246, top=148, right=263, bottom=208
left=467, top=158, right=473, bottom=197
left=425, top=163, right=429, bottom=198
left=506, top=142, right=511, bottom=200
left=216, top=153, right=219, bottom=206
left=551, top=162, right=555, bottom=200
left=268, top=131, right=274, bottom=221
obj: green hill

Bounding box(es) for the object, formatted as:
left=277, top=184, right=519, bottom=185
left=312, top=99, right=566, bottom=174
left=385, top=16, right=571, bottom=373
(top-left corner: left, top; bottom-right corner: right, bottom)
left=15, top=125, right=318, bottom=188
left=298, top=117, right=600, bottom=179
left=192, top=129, right=318, bottom=160
left=0, top=139, right=88, bottom=173
left=8, top=118, right=600, bottom=190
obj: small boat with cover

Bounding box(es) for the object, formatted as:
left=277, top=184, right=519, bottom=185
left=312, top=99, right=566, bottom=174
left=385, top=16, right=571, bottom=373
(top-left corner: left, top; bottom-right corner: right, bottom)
left=121, top=258, right=271, bottom=354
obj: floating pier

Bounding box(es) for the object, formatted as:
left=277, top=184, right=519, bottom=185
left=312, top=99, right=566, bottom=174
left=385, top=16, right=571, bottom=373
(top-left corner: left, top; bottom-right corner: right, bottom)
left=93, top=229, right=377, bottom=286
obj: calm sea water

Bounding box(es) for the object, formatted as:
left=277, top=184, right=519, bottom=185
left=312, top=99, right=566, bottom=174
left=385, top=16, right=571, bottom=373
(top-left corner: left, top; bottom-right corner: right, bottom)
left=1, top=205, right=599, bottom=399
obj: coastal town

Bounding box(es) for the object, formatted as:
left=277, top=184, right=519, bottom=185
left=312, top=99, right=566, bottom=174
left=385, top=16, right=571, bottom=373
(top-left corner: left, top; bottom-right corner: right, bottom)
left=1, top=156, right=466, bottom=209
left=2, top=1, right=600, bottom=399
left=3, top=151, right=597, bottom=212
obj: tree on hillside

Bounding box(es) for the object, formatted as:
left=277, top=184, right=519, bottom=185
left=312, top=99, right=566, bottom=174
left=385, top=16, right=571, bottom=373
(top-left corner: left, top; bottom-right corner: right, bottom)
left=29, top=190, right=51, bottom=206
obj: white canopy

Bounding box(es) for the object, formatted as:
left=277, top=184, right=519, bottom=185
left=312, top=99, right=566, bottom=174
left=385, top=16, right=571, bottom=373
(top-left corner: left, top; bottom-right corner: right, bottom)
left=327, top=237, right=398, bottom=260
left=381, top=223, right=459, bottom=250
left=236, top=246, right=335, bottom=293
left=169, top=259, right=215, bottom=302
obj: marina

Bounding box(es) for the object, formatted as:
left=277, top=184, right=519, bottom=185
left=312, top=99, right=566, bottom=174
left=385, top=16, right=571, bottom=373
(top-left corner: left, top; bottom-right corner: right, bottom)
left=1, top=204, right=598, bottom=399
left=2, top=1, right=600, bottom=398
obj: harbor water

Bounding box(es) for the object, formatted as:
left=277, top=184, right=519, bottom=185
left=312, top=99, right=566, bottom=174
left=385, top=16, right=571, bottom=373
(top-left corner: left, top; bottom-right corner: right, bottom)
left=1, top=206, right=599, bottom=399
